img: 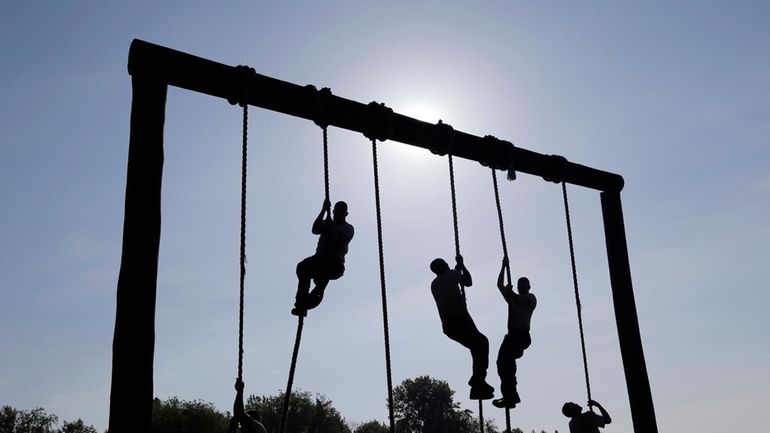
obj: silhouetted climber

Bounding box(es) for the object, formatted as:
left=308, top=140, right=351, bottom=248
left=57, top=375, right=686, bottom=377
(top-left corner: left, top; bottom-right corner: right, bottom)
left=562, top=400, right=612, bottom=433
left=430, top=255, right=494, bottom=399
left=229, top=379, right=268, bottom=433
left=292, top=199, right=354, bottom=316
left=493, top=257, right=537, bottom=409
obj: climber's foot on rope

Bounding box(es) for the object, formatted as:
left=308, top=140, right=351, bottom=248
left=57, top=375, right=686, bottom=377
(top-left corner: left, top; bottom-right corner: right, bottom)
left=469, top=378, right=495, bottom=400
left=290, top=306, right=307, bottom=317
left=291, top=287, right=326, bottom=316
left=492, top=391, right=521, bottom=409
left=304, top=288, right=325, bottom=309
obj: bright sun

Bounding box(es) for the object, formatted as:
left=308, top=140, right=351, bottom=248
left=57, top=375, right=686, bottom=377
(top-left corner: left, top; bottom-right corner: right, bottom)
left=395, top=102, right=450, bottom=161
left=399, top=102, right=447, bottom=124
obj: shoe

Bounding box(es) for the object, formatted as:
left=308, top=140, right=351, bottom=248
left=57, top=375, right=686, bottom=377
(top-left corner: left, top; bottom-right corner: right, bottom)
left=470, top=386, right=494, bottom=400
left=291, top=306, right=307, bottom=317
left=469, top=381, right=495, bottom=400
left=492, top=398, right=515, bottom=409
left=492, top=392, right=521, bottom=409
left=304, top=292, right=323, bottom=309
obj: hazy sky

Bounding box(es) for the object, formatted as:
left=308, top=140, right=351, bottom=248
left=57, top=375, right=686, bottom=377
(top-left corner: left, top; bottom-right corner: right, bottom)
left=2, top=2, right=769, bottom=433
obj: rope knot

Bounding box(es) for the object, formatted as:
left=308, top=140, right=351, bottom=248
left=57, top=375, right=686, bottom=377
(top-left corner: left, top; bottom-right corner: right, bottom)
left=306, top=85, right=333, bottom=129
left=481, top=135, right=517, bottom=181
left=542, top=154, right=569, bottom=183
left=480, top=135, right=500, bottom=168
left=430, top=120, right=455, bottom=156
left=364, top=101, right=394, bottom=141
left=504, top=140, right=517, bottom=181
left=228, top=65, right=257, bottom=107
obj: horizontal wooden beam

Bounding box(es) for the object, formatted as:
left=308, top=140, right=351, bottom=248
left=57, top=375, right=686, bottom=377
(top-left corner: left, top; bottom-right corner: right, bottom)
left=128, top=39, right=623, bottom=192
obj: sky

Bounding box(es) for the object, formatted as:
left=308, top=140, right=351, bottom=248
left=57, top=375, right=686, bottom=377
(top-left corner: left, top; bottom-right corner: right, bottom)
left=1, top=2, right=769, bottom=433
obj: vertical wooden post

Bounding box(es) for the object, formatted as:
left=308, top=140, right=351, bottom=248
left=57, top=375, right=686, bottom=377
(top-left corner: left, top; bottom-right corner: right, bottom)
left=600, top=191, right=657, bottom=433
left=109, top=76, right=167, bottom=433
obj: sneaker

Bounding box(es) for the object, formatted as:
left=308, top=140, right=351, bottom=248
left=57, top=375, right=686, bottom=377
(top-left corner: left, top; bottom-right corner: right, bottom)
left=291, top=306, right=307, bottom=317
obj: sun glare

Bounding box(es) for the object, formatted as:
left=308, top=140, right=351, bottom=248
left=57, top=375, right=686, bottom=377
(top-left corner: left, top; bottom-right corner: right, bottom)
left=395, top=102, right=450, bottom=161
left=400, top=102, right=447, bottom=124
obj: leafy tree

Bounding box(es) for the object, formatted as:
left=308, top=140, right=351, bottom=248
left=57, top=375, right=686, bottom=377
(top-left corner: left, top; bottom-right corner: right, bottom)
left=150, top=397, right=230, bottom=433
left=245, top=389, right=350, bottom=433
left=59, top=419, right=97, bottom=433
left=483, top=419, right=499, bottom=433
left=0, top=406, right=59, bottom=433
left=352, top=420, right=388, bottom=433
left=0, top=406, right=19, bottom=433
left=392, top=376, right=498, bottom=433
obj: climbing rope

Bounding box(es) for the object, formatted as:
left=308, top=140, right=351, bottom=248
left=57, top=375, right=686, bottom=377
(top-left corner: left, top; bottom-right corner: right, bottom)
left=370, top=138, right=396, bottom=433
left=227, top=65, right=255, bottom=386
left=448, top=153, right=461, bottom=259
left=478, top=399, right=485, bottom=433
left=237, top=104, right=248, bottom=383
left=443, top=125, right=486, bottom=430
left=444, top=129, right=486, bottom=428
left=363, top=101, right=396, bottom=433
left=227, top=65, right=256, bottom=433
left=446, top=145, right=466, bottom=300
left=280, top=124, right=331, bottom=433
left=505, top=405, right=511, bottom=433
left=322, top=126, right=330, bottom=203
left=492, top=167, right=515, bottom=430
left=279, top=316, right=305, bottom=433
left=492, top=169, right=512, bottom=286
left=561, top=181, right=592, bottom=404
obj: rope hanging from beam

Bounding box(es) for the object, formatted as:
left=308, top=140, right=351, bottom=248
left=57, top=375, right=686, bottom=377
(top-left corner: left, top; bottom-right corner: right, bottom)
left=310, top=85, right=333, bottom=204
left=561, top=181, right=593, bottom=404
left=369, top=137, right=396, bottom=433
left=227, top=65, right=256, bottom=387
left=492, top=168, right=512, bottom=286
left=280, top=113, right=331, bottom=433
left=437, top=121, right=467, bottom=301
left=441, top=120, right=488, bottom=430
left=364, top=101, right=396, bottom=433
left=228, top=66, right=257, bottom=433
left=491, top=167, right=515, bottom=431
left=237, top=103, right=248, bottom=383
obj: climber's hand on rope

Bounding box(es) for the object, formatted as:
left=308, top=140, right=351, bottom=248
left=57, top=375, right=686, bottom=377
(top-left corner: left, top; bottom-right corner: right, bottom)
left=235, top=378, right=245, bottom=392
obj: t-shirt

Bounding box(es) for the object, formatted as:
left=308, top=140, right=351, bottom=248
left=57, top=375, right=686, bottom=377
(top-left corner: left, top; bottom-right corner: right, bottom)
left=431, top=270, right=468, bottom=324
left=315, top=220, right=354, bottom=262
left=507, top=292, right=536, bottom=332
left=568, top=411, right=607, bottom=433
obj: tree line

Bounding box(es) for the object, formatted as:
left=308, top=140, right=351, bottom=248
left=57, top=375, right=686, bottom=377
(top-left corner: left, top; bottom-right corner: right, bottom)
left=0, top=406, right=97, bottom=433
left=2, top=376, right=557, bottom=433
